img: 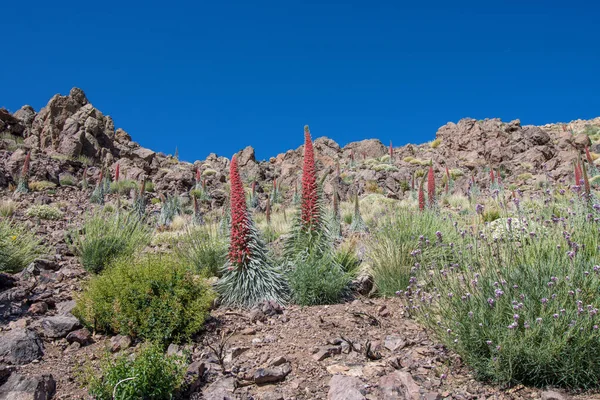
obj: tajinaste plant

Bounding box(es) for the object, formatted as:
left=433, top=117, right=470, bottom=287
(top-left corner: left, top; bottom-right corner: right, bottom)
left=349, top=193, right=367, bottom=233
left=389, top=140, right=394, bottom=163
left=270, top=178, right=280, bottom=204
left=132, top=178, right=147, bottom=221
left=329, top=188, right=341, bottom=238
left=292, top=181, right=300, bottom=205
left=114, top=163, right=120, bottom=182
left=81, top=167, right=89, bottom=190
left=427, top=164, right=436, bottom=209
left=301, top=126, right=320, bottom=230
left=418, top=180, right=425, bottom=212
left=218, top=201, right=231, bottom=237
left=15, top=152, right=31, bottom=193
left=215, top=154, right=288, bottom=307
left=158, top=194, right=182, bottom=228
left=193, top=195, right=204, bottom=225
left=265, top=197, right=271, bottom=225
left=90, top=171, right=105, bottom=205
left=250, top=181, right=259, bottom=208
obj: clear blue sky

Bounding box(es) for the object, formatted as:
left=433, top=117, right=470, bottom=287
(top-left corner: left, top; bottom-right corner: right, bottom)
left=2, top=1, right=598, bottom=162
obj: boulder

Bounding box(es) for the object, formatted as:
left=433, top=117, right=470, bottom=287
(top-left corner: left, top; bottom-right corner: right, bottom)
left=40, top=315, right=81, bottom=338
left=0, top=329, right=44, bottom=365
left=0, top=373, right=55, bottom=400
left=327, top=375, right=366, bottom=400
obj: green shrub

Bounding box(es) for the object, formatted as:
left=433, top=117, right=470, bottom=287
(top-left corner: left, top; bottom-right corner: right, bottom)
left=71, top=213, right=150, bottom=274
left=368, top=210, right=456, bottom=297
left=174, top=226, right=227, bottom=277
left=0, top=219, right=46, bottom=273
left=145, top=181, right=155, bottom=192
left=408, top=201, right=600, bottom=389
left=430, top=138, right=442, bottom=148
left=334, top=240, right=361, bottom=277
left=86, top=343, right=186, bottom=400
left=29, top=181, right=56, bottom=191
left=288, top=251, right=349, bottom=305
left=25, top=204, right=63, bottom=220
left=74, top=254, right=215, bottom=343
left=59, top=174, right=77, bottom=186
left=110, top=179, right=138, bottom=195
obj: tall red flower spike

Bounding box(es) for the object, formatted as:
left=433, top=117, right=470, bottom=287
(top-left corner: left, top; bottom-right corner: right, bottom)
left=115, top=163, right=120, bottom=182
left=418, top=181, right=425, bottom=211
left=575, top=161, right=582, bottom=185
left=228, top=155, right=250, bottom=266
left=585, top=147, right=594, bottom=165
left=21, top=152, right=31, bottom=177
left=427, top=164, right=435, bottom=208
left=301, top=125, right=319, bottom=228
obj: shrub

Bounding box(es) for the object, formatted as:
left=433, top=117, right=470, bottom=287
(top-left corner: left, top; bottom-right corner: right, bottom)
left=175, top=226, right=227, bottom=277
left=25, top=204, right=63, bottom=220
left=0, top=200, right=16, bottom=217
left=334, top=239, right=361, bottom=277
left=86, top=343, right=186, bottom=400
left=29, top=181, right=57, bottom=191
left=110, top=179, right=137, bottom=195
left=0, top=219, right=46, bottom=273
left=74, top=254, right=214, bottom=343
left=71, top=213, right=150, bottom=274
left=407, top=201, right=600, bottom=389
left=202, top=169, right=217, bottom=177
left=288, top=250, right=349, bottom=305
left=151, top=197, right=161, bottom=205
left=59, top=174, right=77, bottom=186
left=430, top=138, right=442, bottom=148
left=368, top=210, right=456, bottom=297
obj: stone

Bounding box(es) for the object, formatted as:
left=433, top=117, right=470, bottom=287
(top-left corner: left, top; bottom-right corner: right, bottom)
left=0, top=374, right=56, bottom=400
left=202, top=376, right=236, bottom=400
left=28, top=302, right=48, bottom=315
left=254, top=363, right=292, bottom=385
left=327, top=375, right=366, bottom=400
left=313, top=346, right=341, bottom=361
left=0, top=273, right=16, bottom=292
left=384, top=335, right=405, bottom=352
left=55, top=300, right=76, bottom=315
left=541, top=391, right=567, bottom=400
left=377, top=371, right=421, bottom=400
left=40, top=315, right=81, bottom=338
left=0, top=329, right=44, bottom=365
left=66, top=328, right=91, bottom=345
left=268, top=356, right=287, bottom=367
left=110, top=334, right=132, bottom=352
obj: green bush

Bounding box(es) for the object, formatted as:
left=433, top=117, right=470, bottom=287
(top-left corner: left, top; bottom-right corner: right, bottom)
left=288, top=250, right=349, bottom=305
left=87, top=343, right=186, bottom=400
left=25, top=204, right=63, bottom=220
left=29, top=181, right=57, bottom=191
left=59, top=174, right=77, bottom=186
left=334, top=240, right=361, bottom=277
left=409, top=200, right=600, bottom=389
left=367, top=210, right=456, bottom=297
left=74, top=254, right=215, bottom=343
left=174, top=226, right=227, bottom=277
left=110, top=179, right=138, bottom=195
left=0, top=200, right=16, bottom=217
left=0, top=219, right=46, bottom=273
left=71, top=213, right=151, bottom=274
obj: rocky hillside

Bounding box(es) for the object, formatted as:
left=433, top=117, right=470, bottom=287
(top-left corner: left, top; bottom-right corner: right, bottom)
left=1, top=88, right=600, bottom=206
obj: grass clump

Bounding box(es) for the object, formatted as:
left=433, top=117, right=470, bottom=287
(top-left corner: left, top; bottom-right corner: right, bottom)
left=110, top=179, right=138, bottom=195
left=71, top=213, right=151, bottom=274
left=0, top=219, right=46, bottom=273
left=86, top=343, right=186, bottom=400
left=175, top=225, right=227, bottom=277
left=74, top=254, right=215, bottom=343
left=0, top=200, right=16, bottom=217
left=59, top=174, right=77, bottom=186
left=368, top=209, right=456, bottom=297
left=29, top=181, right=57, bottom=191
left=25, top=204, right=63, bottom=220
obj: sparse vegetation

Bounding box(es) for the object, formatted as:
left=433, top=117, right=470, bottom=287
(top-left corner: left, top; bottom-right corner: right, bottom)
left=26, top=204, right=63, bottom=220
left=29, top=180, right=56, bottom=191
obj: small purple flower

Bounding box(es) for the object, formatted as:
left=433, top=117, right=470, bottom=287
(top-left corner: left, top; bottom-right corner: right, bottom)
left=487, top=298, right=495, bottom=307
left=536, top=317, right=543, bottom=324
left=476, top=204, right=484, bottom=215
left=513, top=314, right=519, bottom=321
left=541, top=298, right=548, bottom=305
left=553, top=313, right=559, bottom=319
left=486, top=340, right=492, bottom=345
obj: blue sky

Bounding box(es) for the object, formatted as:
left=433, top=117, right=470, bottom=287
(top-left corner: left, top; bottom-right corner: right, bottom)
left=1, top=1, right=598, bottom=162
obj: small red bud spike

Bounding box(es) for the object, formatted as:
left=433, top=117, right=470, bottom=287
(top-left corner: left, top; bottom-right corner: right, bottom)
left=471, top=175, right=475, bottom=185
left=427, top=164, right=435, bottom=208
left=574, top=161, right=582, bottom=185
left=21, top=152, right=31, bottom=178
left=83, top=167, right=87, bottom=179
left=98, top=170, right=103, bottom=186
left=362, top=152, right=366, bottom=160
left=336, top=161, right=340, bottom=177
left=273, top=179, right=277, bottom=190
left=389, top=140, right=393, bottom=160
left=411, top=173, right=415, bottom=191
left=301, top=125, right=319, bottom=229
left=585, top=146, right=594, bottom=165
left=115, top=163, right=120, bottom=182
left=350, top=150, right=355, bottom=162
left=418, top=181, right=425, bottom=211
left=490, top=168, right=495, bottom=185
left=251, top=181, right=256, bottom=197
left=445, top=166, right=450, bottom=180
left=265, top=197, right=271, bottom=224
left=196, top=167, right=201, bottom=183
left=228, top=155, right=250, bottom=267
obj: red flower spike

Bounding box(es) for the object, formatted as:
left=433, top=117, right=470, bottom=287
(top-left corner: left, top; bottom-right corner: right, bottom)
left=301, top=125, right=319, bottom=229
left=585, top=147, right=594, bottom=165
left=583, top=162, right=591, bottom=197
left=575, top=161, right=582, bottom=185
left=389, top=140, right=393, bottom=160
left=490, top=168, right=495, bottom=185
left=427, top=165, right=435, bottom=208
left=196, top=167, right=201, bottom=183
left=115, top=163, right=120, bottom=182
left=228, top=155, right=251, bottom=267
left=251, top=181, right=256, bottom=197
left=418, top=181, right=425, bottom=211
